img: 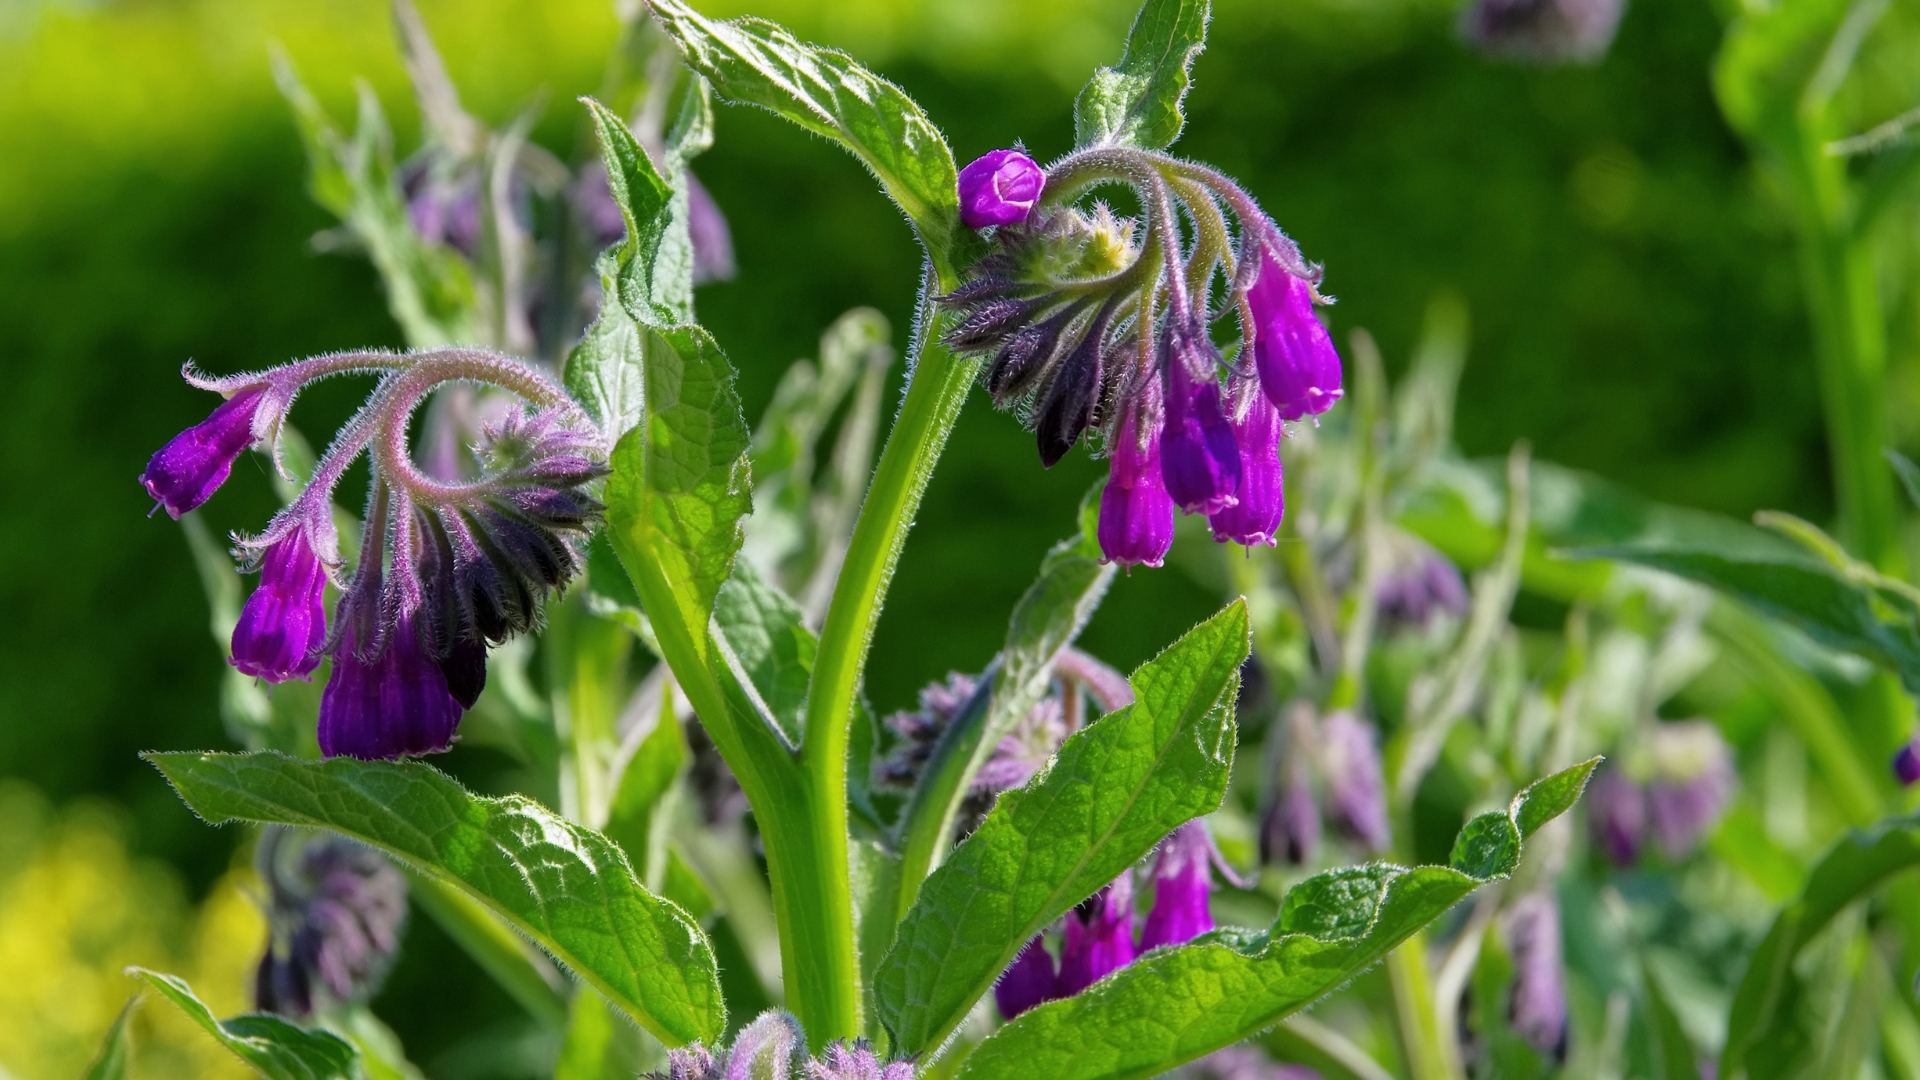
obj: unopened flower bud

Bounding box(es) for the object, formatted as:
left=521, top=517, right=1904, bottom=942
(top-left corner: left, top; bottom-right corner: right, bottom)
left=1055, top=876, right=1135, bottom=997
left=957, top=149, right=1045, bottom=229
left=254, top=827, right=407, bottom=1017
left=232, top=526, right=330, bottom=683
left=994, top=936, right=1058, bottom=1021
left=1896, top=738, right=1920, bottom=785
left=1140, top=819, right=1217, bottom=951
left=724, top=1010, right=804, bottom=1080
left=653, top=1045, right=722, bottom=1080
left=1505, top=890, right=1568, bottom=1061
left=1248, top=255, right=1342, bottom=423
left=806, top=1040, right=915, bottom=1080
left=140, top=386, right=267, bottom=518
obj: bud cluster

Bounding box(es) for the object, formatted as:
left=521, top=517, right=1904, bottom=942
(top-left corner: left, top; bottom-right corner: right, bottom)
left=649, top=1012, right=915, bottom=1080
left=140, top=348, right=605, bottom=759
left=253, top=826, right=409, bottom=1017
left=944, top=147, right=1345, bottom=567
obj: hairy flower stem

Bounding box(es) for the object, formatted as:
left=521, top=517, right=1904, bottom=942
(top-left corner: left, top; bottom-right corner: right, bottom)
left=804, top=261, right=977, bottom=1042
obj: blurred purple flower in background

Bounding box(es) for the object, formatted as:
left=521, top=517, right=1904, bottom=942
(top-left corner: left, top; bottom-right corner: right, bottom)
left=1460, top=0, right=1625, bottom=64
left=254, top=827, right=407, bottom=1017
left=1505, top=890, right=1569, bottom=1060
left=1321, top=711, right=1389, bottom=853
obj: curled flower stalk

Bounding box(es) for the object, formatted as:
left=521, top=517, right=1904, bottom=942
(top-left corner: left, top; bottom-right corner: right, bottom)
left=940, top=146, right=1343, bottom=566
left=141, top=347, right=604, bottom=759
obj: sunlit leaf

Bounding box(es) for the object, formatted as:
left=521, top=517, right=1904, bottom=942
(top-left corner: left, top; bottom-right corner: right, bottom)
left=146, top=752, right=725, bottom=1046
left=130, top=968, right=357, bottom=1080
left=1073, top=0, right=1209, bottom=151
left=952, top=761, right=1598, bottom=1080
left=877, top=601, right=1249, bottom=1055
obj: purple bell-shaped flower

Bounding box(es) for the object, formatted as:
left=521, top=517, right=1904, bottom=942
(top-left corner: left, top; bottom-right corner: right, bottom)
left=318, top=610, right=464, bottom=760
left=994, top=936, right=1058, bottom=1021
left=1055, top=876, right=1136, bottom=997
left=957, top=149, right=1045, bottom=229
left=1248, top=254, right=1343, bottom=423
left=1585, top=763, right=1647, bottom=867
left=1208, top=382, right=1285, bottom=547
left=1098, top=402, right=1178, bottom=567
left=140, top=386, right=267, bottom=518
left=1160, top=332, right=1243, bottom=517
left=1139, top=819, right=1218, bottom=951
left=231, top=526, right=331, bottom=683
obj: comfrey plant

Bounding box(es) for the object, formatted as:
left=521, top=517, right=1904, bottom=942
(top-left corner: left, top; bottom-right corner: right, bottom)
left=113, top=2, right=1599, bottom=1079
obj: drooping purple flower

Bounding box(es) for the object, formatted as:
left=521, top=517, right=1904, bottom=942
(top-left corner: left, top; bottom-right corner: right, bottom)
left=1098, top=402, right=1177, bottom=567
left=139, top=386, right=267, bottom=518
left=1585, top=763, right=1646, bottom=866
left=1320, top=711, right=1389, bottom=853
left=1140, top=819, right=1217, bottom=951
left=994, top=936, right=1058, bottom=1021
left=1505, top=890, right=1568, bottom=1061
left=1208, top=382, right=1285, bottom=546
left=1055, top=876, right=1135, bottom=997
left=1460, top=0, right=1624, bottom=64
left=318, top=612, right=464, bottom=760
left=1161, top=333, right=1243, bottom=516
left=1645, top=721, right=1733, bottom=859
left=1248, top=254, right=1343, bottom=423
left=254, top=827, right=408, bottom=1016
left=958, top=149, right=1045, bottom=229
left=807, top=1041, right=915, bottom=1080
left=1896, top=738, right=1920, bottom=785
left=232, top=527, right=330, bottom=683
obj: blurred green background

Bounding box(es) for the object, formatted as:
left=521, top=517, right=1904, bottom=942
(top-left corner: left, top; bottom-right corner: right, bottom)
left=0, top=0, right=1826, bottom=1071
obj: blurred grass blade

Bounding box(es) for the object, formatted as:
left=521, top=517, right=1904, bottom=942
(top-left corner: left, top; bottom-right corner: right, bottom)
left=1074, top=0, right=1209, bottom=151
left=646, top=0, right=960, bottom=259
left=146, top=751, right=725, bottom=1046
left=877, top=601, right=1249, bottom=1055
left=952, top=761, right=1597, bottom=1080
left=129, top=968, right=358, bottom=1080
left=81, top=994, right=140, bottom=1080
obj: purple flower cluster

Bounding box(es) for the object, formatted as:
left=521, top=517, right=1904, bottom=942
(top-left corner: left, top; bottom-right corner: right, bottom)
left=140, top=350, right=604, bottom=761
left=942, top=148, right=1342, bottom=568
left=994, top=819, right=1231, bottom=1020
left=1504, top=890, right=1569, bottom=1060
left=1588, top=722, right=1733, bottom=866
left=253, top=828, right=408, bottom=1016
left=649, top=1012, right=914, bottom=1080
left=1460, top=0, right=1625, bottom=64
left=1260, top=706, right=1390, bottom=866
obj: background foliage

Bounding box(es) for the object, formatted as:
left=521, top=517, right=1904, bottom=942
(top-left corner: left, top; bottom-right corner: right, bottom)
left=0, top=0, right=1853, bottom=1072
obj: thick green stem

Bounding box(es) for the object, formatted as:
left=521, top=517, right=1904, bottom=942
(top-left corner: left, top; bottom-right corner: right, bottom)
left=801, top=264, right=976, bottom=1041
left=1387, top=934, right=1465, bottom=1080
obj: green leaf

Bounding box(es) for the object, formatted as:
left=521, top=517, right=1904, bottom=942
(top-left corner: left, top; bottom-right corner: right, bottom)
left=81, top=995, right=139, bottom=1080
left=605, top=690, right=691, bottom=887
left=604, top=323, right=755, bottom=651
left=1073, top=0, right=1210, bottom=151
left=1721, top=812, right=1920, bottom=1080
left=951, top=761, right=1598, bottom=1080
left=646, top=0, right=959, bottom=259
left=1576, top=541, right=1920, bottom=694
left=145, top=752, right=725, bottom=1047
left=129, top=968, right=357, bottom=1080
left=1643, top=956, right=1698, bottom=1080
left=1888, top=448, right=1920, bottom=510
left=893, top=488, right=1116, bottom=917
left=877, top=601, right=1250, bottom=1055
left=714, top=561, right=817, bottom=747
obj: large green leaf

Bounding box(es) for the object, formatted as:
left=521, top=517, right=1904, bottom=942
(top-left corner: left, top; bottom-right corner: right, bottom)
left=130, top=968, right=358, bottom=1080
left=1721, top=813, right=1920, bottom=1080
left=953, top=761, right=1598, bottom=1080
left=892, top=488, right=1117, bottom=916
left=1576, top=540, right=1920, bottom=694
left=145, top=752, right=725, bottom=1047
left=646, top=0, right=959, bottom=258
left=1073, top=0, right=1210, bottom=151
left=604, top=323, right=755, bottom=652
left=877, top=601, right=1249, bottom=1055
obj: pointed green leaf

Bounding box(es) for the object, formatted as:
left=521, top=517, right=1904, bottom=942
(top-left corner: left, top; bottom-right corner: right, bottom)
left=952, top=761, right=1597, bottom=1080
left=604, top=323, right=754, bottom=648
left=130, top=968, right=357, bottom=1080
left=646, top=0, right=959, bottom=258
left=877, top=601, right=1249, bottom=1055
left=1722, top=812, right=1920, bottom=1080
left=1073, top=0, right=1210, bottom=151
left=145, top=752, right=724, bottom=1047
left=1889, top=449, right=1920, bottom=511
